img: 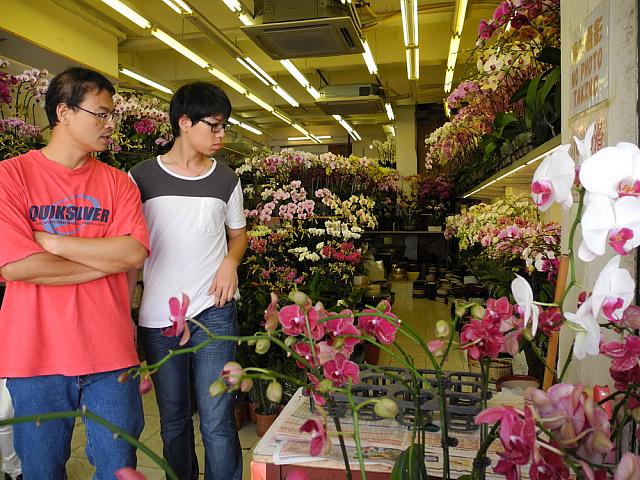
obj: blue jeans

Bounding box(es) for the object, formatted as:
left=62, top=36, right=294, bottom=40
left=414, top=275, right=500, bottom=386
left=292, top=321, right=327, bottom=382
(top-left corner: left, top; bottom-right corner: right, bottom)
left=139, top=302, right=242, bottom=480
left=6, top=368, right=144, bottom=480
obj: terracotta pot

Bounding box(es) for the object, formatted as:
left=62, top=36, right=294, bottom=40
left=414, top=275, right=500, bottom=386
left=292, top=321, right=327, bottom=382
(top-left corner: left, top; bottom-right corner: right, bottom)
left=468, top=358, right=512, bottom=382
left=255, top=411, right=278, bottom=437
left=363, top=343, right=381, bottom=365
left=248, top=402, right=257, bottom=423
left=234, top=403, right=247, bottom=430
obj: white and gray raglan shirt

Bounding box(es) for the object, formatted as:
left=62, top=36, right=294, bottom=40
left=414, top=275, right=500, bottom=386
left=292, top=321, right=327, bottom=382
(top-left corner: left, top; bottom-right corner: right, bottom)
left=129, top=156, right=246, bottom=328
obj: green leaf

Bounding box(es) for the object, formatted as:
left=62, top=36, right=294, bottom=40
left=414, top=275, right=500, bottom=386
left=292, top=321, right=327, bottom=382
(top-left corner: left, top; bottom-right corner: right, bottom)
left=526, top=74, right=542, bottom=112
left=390, top=443, right=428, bottom=480
left=539, top=67, right=561, bottom=106
left=537, top=46, right=561, bottom=66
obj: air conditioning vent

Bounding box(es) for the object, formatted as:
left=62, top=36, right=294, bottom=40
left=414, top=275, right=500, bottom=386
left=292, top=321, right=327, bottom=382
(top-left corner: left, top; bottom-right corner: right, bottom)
left=315, top=84, right=384, bottom=115
left=241, top=17, right=363, bottom=59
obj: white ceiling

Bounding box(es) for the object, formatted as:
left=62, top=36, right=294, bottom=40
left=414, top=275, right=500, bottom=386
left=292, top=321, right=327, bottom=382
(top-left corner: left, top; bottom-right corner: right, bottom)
left=27, top=0, right=503, bottom=145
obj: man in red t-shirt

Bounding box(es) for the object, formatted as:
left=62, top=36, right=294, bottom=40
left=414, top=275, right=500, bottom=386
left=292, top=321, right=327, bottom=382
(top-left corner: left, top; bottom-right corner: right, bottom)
left=0, top=68, right=150, bottom=478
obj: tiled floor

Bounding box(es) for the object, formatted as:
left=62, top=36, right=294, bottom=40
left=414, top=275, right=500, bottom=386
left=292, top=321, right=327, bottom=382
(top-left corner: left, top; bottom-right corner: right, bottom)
left=64, top=281, right=465, bottom=479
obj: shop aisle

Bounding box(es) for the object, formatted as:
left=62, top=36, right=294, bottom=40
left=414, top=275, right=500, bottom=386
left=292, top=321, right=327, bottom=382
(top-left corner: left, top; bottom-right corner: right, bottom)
left=65, top=282, right=464, bottom=479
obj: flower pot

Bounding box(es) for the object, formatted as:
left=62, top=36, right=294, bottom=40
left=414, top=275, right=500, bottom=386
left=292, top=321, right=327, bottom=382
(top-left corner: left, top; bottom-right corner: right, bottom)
left=468, top=358, right=512, bottom=382
left=255, top=411, right=278, bottom=437
left=234, top=402, right=247, bottom=431
left=248, top=402, right=257, bottom=423
left=363, top=343, right=381, bottom=365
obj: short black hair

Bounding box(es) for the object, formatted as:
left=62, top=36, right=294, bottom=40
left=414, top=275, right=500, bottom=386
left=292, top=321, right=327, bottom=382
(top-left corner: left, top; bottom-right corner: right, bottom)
left=170, top=82, right=232, bottom=138
left=45, top=67, right=115, bottom=128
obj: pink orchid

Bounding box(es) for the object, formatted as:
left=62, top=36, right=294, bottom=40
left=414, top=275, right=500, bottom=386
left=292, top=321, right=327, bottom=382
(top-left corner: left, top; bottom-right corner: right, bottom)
left=614, top=452, right=640, bottom=480
left=306, top=373, right=327, bottom=406
left=485, top=297, right=513, bottom=322
left=427, top=340, right=446, bottom=356
left=478, top=19, right=495, bottom=40
left=138, top=376, right=153, bottom=395
left=500, top=314, right=524, bottom=356
left=460, top=316, right=504, bottom=360
left=115, top=467, right=147, bottom=480
left=292, top=342, right=319, bottom=369
left=264, top=293, right=279, bottom=332
left=322, top=353, right=360, bottom=387
left=324, top=310, right=361, bottom=349
left=221, top=361, right=244, bottom=387
left=529, top=445, right=570, bottom=480
left=162, top=293, right=191, bottom=346
left=299, top=417, right=330, bottom=456
left=279, top=304, right=319, bottom=337
left=316, top=341, right=339, bottom=365
left=538, top=307, right=563, bottom=336
left=358, top=303, right=398, bottom=344
left=620, top=305, right=640, bottom=328
left=601, top=336, right=640, bottom=373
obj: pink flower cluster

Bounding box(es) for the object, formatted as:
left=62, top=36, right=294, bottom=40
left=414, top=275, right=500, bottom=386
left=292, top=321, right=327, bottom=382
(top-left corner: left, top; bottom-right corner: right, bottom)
left=133, top=118, right=157, bottom=135
left=478, top=0, right=558, bottom=41
left=247, top=182, right=316, bottom=223
left=320, top=242, right=361, bottom=265
left=0, top=117, right=41, bottom=138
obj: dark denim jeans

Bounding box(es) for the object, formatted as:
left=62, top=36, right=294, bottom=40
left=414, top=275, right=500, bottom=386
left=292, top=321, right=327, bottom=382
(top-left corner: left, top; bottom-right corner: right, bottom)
left=7, top=368, right=144, bottom=480
left=139, top=302, right=242, bottom=480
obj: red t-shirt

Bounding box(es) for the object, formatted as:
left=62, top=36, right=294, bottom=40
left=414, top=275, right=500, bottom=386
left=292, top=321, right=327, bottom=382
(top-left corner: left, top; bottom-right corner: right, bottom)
left=0, top=150, right=150, bottom=377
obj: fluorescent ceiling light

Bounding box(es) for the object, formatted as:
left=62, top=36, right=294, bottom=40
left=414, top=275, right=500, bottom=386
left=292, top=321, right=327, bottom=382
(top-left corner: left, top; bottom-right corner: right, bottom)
left=152, top=29, right=209, bottom=68
left=221, top=0, right=242, bottom=13
left=100, top=0, right=151, bottom=29
left=173, top=0, right=193, bottom=13
left=444, top=69, right=454, bottom=93
left=349, top=130, right=361, bottom=141
left=238, top=122, right=262, bottom=135
left=406, top=48, right=419, bottom=80
left=227, top=116, right=240, bottom=124
left=280, top=60, right=309, bottom=88
left=400, top=0, right=409, bottom=47
left=273, top=85, right=300, bottom=107
left=272, top=110, right=292, bottom=124
left=307, top=134, right=322, bottom=144
left=452, top=0, right=468, bottom=36
left=246, top=92, right=274, bottom=112
left=161, top=0, right=193, bottom=14
left=306, top=85, right=321, bottom=100
left=288, top=135, right=331, bottom=141
left=390, top=125, right=396, bottom=137
left=361, top=39, right=378, bottom=75
left=161, top=0, right=182, bottom=14
left=239, top=13, right=254, bottom=25
left=447, top=36, right=461, bottom=70
left=120, top=68, right=173, bottom=94
left=385, top=103, right=395, bottom=121
left=208, top=67, right=247, bottom=94
left=292, top=123, right=310, bottom=136
left=412, top=0, right=418, bottom=45
left=244, top=58, right=277, bottom=85
left=236, top=58, right=269, bottom=86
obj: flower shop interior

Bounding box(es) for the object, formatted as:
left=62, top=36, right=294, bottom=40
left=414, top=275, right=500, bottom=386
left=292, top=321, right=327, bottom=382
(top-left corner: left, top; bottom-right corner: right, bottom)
left=2, top=0, right=640, bottom=479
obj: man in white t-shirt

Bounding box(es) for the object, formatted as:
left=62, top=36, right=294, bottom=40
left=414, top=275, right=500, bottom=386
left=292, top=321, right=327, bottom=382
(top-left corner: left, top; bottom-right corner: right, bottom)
left=129, top=82, right=247, bottom=480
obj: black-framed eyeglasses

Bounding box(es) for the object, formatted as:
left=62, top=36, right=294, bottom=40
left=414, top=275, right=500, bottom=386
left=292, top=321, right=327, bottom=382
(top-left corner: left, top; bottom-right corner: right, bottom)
left=199, top=119, right=232, bottom=133
left=69, top=104, right=119, bottom=124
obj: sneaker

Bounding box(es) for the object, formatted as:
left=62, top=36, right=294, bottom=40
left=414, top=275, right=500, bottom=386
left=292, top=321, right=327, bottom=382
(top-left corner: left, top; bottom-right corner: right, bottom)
left=4, top=474, right=22, bottom=480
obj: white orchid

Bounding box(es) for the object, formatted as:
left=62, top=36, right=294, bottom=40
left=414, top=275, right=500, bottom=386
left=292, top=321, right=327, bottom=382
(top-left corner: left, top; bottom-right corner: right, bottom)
left=531, top=144, right=575, bottom=211
left=565, top=297, right=601, bottom=360
left=578, top=143, right=640, bottom=200
left=573, top=123, right=595, bottom=163
left=591, top=255, right=635, bottom=322
left=578, top=196, right=640, bottom=262
left=511, top=274, right=539, bottom=335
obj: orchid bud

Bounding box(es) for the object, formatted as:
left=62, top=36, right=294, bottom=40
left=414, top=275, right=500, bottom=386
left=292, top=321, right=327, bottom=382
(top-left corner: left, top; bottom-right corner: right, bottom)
left=284, top=336, right=297, bottom=347
left=246, top=338, right=257, bottom=347
left=240, top=377, right=254, bottom=393
left=332, top=337, right=345, bottom=349
left=631, top=406, right=640, bottom=423
left=266, top=381, right=283, bottom=403
left=435, top=320, right=450, bottom=338
left=255, top=338, right=271, bottom=354
left=318, top=379, right=333, bottom=393
left=117, top=371, right=130, bottom=383
left=470, top=304, right=485, bottom=319
left=455, top=303, right=468, bottom=318
left=209, top=379, right=227, bottom=398
left=522, top=328, right=535, bottom=342
left=139, top=376, right=153, bottom=395
left=222, top=361, right=243, bottom=386
left=288, top=289, right=309, bottom=306
left=374, top=398, right=399, bottom=419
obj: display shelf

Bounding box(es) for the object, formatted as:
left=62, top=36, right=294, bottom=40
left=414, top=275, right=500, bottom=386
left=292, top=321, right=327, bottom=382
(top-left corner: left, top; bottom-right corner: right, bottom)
left=462, top=135, right=562, bottom=200
left=364, top=230, right=444, bottom=234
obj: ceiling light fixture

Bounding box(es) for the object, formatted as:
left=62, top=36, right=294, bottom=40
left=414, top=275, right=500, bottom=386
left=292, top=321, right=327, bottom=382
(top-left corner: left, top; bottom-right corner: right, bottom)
left=160, top=0, right=182, bottom=14
left=160, top=0, right=192, bottom=14
left=444, top=0, right=468, bottom=93
left=272, top=111, right=292, bottom=124
left=306, top=85, right=321, bottom=100
left=361, top=39, right=378, bottom=75
left=246, top=92, right=274, bottom=112
left=273, top=85, right=300, bottom=107
left=236, top=58, right=269, bottom=86
left=99, top=0, right=151, bottom=29
left=227, top=116, right=240, bottom=124
left=307, top=134, right=322, bottom=144
left=207, top=67, right=247, bottom=94
left=152, top=29, right=209, bottom=68
left=221, top=0, right=242, bottom=13
left=288, top=135, right=331, bottom=141
left=238, top=122, right=262, bottom=135
left=238, top=13, right=254, bottom=25
left=119, top=68, right=173, bottom=94
left=385, top=102, right=395, bottom=121
left=280, top=59, right=320, bottom=101
left=292, top=123, right=310, bottom=136
left=390, top=125, right=396, bottom=137
left=400, top=0, right=419, bottom=80
left=244, top=57, right=277, bottom=85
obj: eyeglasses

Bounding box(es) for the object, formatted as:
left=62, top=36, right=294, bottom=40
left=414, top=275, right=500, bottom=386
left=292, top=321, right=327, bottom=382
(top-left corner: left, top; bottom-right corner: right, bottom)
left=199, top=119, right=232, bottom=133
left=69, top=104, right=119, bottom=124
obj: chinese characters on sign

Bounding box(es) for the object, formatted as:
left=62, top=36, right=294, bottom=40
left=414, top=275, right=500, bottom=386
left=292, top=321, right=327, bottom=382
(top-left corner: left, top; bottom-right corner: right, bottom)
left=570, top=1, right=609, bottom=117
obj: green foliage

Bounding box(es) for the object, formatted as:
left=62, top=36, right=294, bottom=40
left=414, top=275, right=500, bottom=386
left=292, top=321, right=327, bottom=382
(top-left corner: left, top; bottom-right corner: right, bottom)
left=390, top=443, right=428, bottom=480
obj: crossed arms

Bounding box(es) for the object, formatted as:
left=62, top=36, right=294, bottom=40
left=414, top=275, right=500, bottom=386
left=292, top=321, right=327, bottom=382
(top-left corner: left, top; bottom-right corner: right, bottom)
left=0, top=233, right=147, bottom=286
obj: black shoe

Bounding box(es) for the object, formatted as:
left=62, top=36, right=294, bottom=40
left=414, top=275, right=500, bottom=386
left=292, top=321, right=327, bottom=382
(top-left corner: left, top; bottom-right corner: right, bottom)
left=4, top=474, right=22, bottom=480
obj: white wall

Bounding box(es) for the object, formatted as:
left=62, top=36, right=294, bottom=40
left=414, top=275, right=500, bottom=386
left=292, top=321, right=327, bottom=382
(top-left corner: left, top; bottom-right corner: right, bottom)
left=558, top=0, right=638, bottom=387
left=395, top=105, right=417, bottom=176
